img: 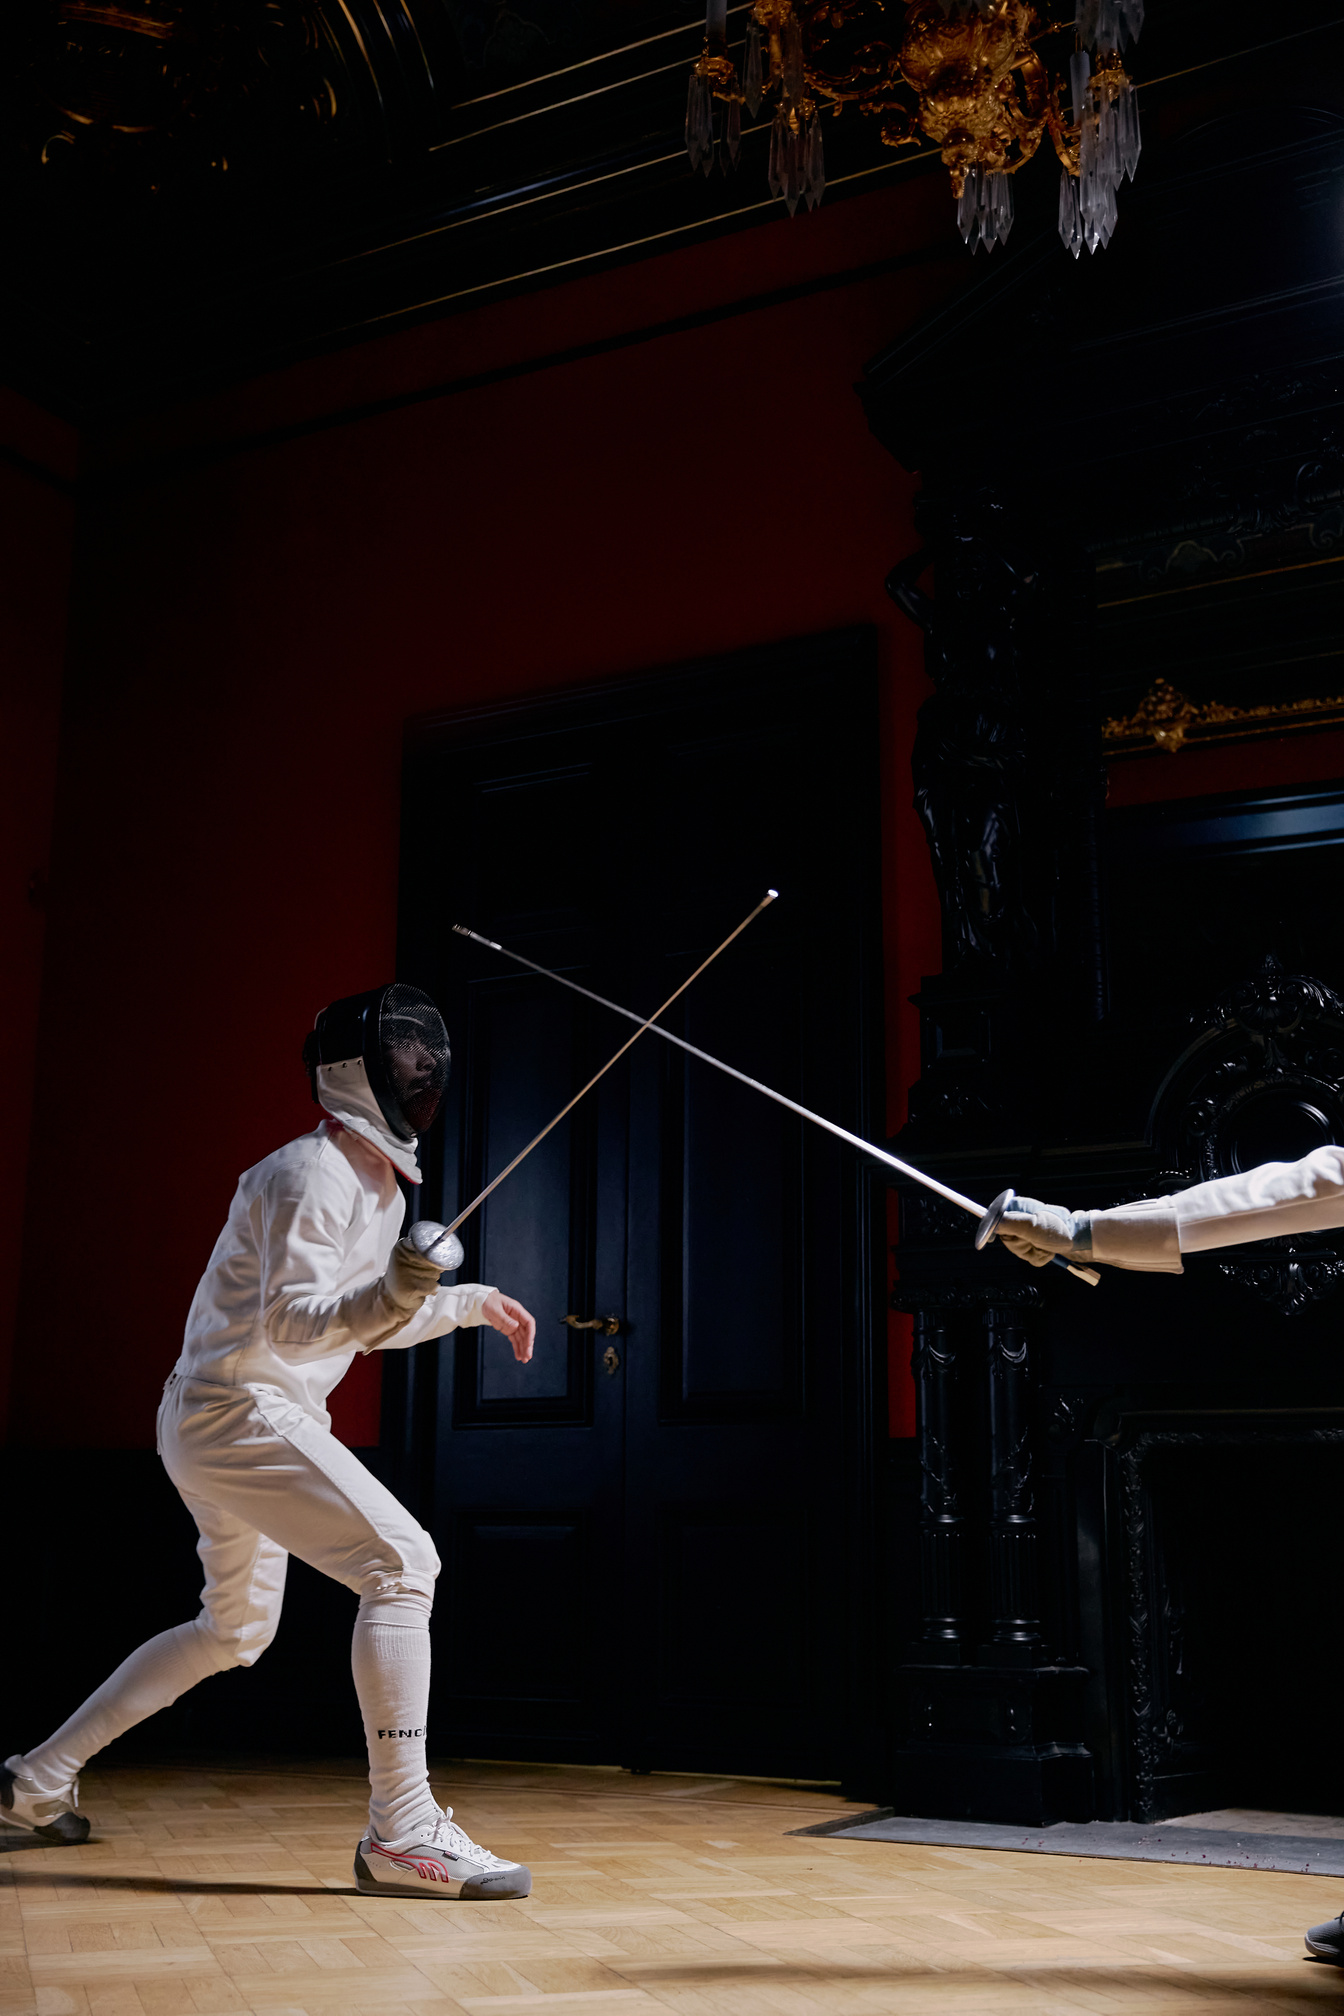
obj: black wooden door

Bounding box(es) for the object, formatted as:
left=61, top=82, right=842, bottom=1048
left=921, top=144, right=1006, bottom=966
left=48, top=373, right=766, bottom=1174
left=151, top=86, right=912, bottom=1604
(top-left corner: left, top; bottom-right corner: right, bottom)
left=398, top=633, right=883, bottom=1779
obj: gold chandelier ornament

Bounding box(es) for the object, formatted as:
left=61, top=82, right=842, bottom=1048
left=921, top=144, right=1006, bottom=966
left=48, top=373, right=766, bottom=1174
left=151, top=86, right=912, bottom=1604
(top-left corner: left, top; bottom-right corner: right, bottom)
left=686, top=0, right=1144, bottom=253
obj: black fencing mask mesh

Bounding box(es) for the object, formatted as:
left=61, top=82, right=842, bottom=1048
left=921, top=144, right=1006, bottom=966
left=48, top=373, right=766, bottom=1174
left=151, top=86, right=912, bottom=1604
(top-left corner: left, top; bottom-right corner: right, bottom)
left=303, top=982, right=450, bottom=1141
left=374, top=984, right=451, bottom=1138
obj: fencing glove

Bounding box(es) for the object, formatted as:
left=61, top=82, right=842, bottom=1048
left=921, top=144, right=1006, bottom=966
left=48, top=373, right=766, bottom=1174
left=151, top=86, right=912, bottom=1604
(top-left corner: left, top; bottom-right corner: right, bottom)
left=385, top=1237, right=447, bottom=1308
left=996, top=1198, right=1093, bottom=1268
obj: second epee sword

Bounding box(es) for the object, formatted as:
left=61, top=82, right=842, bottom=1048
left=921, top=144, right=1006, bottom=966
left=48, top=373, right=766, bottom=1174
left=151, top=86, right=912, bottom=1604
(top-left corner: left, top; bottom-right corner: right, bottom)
left=452, top=919, right=1101, bottom=1288
left=432, top=891, right=777, bottom=1248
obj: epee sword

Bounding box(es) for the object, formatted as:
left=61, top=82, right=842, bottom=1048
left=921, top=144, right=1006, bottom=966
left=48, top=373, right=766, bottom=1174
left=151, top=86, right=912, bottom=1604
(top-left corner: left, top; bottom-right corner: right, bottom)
left=411, top=892, right=778, bottom=1274
left=450, top=921, right=1101, bottom=1288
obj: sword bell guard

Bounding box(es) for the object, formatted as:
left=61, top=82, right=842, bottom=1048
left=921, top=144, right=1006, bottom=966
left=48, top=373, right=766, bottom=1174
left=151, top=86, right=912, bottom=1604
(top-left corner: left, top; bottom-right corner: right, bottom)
left=975, top=1187, right=1015, bottom=1251
left=409, top=1220, right=466, bottom=1272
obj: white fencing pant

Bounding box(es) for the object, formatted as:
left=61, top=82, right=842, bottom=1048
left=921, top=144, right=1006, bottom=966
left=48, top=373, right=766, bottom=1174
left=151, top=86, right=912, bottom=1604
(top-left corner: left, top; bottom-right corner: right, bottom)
left=21, top=1374, right=441, bottom=1842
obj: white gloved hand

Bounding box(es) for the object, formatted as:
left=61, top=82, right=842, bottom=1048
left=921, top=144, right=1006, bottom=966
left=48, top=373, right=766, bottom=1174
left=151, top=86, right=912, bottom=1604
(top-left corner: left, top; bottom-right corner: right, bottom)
left=996, top=1197, right=1093, bottom=1269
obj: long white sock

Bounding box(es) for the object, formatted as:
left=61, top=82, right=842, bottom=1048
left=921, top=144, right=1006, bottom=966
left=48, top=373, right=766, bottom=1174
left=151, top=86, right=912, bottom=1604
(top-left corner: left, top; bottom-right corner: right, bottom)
left=21, top=1620, right=232, bottom=1792
left=351, top=1589, right=437, bottom=1844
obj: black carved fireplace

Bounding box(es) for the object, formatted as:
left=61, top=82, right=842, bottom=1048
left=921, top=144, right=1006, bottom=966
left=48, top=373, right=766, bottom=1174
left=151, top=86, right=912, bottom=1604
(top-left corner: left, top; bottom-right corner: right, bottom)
left=884, top=822, right=1344, bottom=1828
left=861, top=95, right=1344, bottom=1825
left=1096, top=1417, right=1344, bottom=1821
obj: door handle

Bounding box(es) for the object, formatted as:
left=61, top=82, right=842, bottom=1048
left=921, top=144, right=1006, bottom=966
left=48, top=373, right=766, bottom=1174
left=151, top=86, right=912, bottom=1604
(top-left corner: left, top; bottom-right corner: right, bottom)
left=560, top=1314, right=622, bottom=1336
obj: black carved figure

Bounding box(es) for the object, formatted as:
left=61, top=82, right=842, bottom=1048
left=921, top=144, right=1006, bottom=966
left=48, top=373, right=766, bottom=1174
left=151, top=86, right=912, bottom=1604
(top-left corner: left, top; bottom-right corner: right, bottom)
left=887, top=494, right=1043, bottom=975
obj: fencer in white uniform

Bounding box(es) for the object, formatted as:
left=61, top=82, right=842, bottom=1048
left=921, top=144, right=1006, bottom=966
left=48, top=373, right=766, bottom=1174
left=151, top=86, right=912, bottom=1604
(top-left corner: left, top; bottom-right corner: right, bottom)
left=990, top=1143, right=1344, bottom=1963
left=1, top=983, right=538, bottom=1903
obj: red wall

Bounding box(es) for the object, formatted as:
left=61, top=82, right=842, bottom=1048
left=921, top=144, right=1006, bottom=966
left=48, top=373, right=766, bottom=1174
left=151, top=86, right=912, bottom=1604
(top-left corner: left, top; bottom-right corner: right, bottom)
left=7, top=178, right=955, bottom=1450
left=1107, top=731, right=1344, bottom=810
left=10, top=169, right=1344, bottom=1452
left=12, top=163, right=1344, bottom=1454
left=0, top=391, right=77, bottom=1445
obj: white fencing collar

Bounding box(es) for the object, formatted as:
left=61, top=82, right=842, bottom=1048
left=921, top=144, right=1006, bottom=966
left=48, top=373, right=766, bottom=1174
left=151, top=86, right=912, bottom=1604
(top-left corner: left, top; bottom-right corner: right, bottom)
left=317, top=1057, right=422, bottom=1184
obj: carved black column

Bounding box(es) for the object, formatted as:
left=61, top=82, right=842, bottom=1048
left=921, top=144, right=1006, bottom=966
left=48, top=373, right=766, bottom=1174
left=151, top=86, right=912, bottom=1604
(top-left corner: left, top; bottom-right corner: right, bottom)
left=982, top=1298, right=1043, bottom=1665
left=912, top=1302, right=966, bottom=1663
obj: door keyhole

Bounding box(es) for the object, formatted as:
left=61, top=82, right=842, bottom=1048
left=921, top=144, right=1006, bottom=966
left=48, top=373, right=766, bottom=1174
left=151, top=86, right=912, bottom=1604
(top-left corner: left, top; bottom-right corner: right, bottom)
left=602, top=1345, right=621, bottom=1376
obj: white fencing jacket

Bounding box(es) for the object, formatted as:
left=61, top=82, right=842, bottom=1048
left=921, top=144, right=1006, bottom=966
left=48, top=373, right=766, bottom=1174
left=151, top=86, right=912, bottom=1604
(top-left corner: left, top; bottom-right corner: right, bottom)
left=174, top=1063, right=493, bottom=1426
left=1087, top=1145, right=1344, bottom=1273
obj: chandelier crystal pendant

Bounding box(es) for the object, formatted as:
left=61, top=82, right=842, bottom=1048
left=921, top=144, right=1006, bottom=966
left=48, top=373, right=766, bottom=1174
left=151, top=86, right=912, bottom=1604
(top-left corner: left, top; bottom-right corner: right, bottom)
left=686, top=0, right=1144, bottom=255
left=688, top=0, right=824, bottom=212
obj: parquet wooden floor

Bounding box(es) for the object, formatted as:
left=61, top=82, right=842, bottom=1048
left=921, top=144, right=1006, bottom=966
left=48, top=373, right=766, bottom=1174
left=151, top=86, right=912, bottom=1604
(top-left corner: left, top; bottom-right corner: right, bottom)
left=5, top=1760, right=1344, bottom=2016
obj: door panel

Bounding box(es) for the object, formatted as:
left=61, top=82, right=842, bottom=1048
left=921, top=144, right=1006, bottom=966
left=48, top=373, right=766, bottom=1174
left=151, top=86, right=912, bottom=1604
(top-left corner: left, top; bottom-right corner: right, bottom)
left=450, top=1513, right=593, bottom=1705
left=462, top=977, right=596, bottom=1417
left=661, top=956, right=804, bottom=1418
left=399, top=634, right=881, bottom=1775
left=658, top=1508, right=808, bottom=1703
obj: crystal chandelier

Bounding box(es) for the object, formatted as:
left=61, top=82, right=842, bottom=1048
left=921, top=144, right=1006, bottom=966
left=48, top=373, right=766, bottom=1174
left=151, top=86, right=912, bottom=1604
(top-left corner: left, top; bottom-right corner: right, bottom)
left=686, top=0, right=1144, bottom=255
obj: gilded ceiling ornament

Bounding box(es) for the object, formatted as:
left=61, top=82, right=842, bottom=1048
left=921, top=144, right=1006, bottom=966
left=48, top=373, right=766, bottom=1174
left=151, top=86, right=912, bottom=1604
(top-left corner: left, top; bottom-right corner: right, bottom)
left=12, top=0, right=331, bottom=193
left=686, top=0, right=1143, bottom=253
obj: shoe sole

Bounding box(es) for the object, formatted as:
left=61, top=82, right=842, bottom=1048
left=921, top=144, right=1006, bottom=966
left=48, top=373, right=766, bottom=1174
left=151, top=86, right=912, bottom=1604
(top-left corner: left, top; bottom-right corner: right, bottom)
left=0, top=1813, right=91, bottom=1845
left=36, top=1814, right=91, bottom=1844
left=0, top=1768, right=90, bottom=1846
left=1305, top=1938, right=1344, bottom=1961
left=353, top=1847, right=530, bottom=1900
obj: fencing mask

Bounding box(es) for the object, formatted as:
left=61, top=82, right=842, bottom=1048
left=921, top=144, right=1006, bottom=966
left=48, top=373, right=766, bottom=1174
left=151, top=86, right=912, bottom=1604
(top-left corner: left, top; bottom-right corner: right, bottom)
left=303, top=984, right=450, bottom=1142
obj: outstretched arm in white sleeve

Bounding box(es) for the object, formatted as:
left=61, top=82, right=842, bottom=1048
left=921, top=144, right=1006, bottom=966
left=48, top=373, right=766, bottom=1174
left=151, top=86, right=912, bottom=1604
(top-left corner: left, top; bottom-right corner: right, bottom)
left=993, top=1144, right=1344, bottom=1273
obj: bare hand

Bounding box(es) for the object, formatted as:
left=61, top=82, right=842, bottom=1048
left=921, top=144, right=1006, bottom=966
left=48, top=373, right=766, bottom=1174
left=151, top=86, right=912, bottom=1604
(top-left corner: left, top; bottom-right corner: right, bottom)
left=481, top=1290, right=536, bottom=1364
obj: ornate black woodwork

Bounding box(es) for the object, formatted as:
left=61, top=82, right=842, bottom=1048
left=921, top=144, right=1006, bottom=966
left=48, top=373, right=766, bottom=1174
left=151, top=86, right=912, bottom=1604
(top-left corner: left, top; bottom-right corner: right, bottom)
left=889, top=494, right=1103, bottom=1004
left=866, top=97, right=1344, bottom=1824
left=1150, top=959, right=1344, bottom=1182
left=1217, top=1249, right=1344, bottom=1316
left=983, top=1298, right=1043, bottom=1666
left=889, top=504, right=1042, bottom=978
left=904, top=1295, right=971, bottom=1662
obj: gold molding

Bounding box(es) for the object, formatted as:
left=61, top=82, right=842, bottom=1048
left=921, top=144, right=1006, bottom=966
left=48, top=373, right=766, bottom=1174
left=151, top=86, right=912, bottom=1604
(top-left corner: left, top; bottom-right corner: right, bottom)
left=1103, top=677, right=1344, bottom=757
left=55, top=4, right=180, bottom=37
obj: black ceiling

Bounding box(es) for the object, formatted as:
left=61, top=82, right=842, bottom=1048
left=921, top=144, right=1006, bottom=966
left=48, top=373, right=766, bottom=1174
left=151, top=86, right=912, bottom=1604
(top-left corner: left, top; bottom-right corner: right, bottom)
left=4, top=0, right=1344, bottom=422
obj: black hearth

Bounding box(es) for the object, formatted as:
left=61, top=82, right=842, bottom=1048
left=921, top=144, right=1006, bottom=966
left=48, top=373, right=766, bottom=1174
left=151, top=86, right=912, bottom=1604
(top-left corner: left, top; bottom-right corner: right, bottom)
left=1092, top=1416, right=1344, bottom=1823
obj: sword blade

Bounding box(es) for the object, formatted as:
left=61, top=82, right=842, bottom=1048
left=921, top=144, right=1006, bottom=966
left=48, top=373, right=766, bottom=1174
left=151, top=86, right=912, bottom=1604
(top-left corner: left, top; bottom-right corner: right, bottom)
left=441, top=892, right=777, bottom=1238
left=451, top=922, right=983, bottom=1215
left=451, top=922, right=1101, bottom=1287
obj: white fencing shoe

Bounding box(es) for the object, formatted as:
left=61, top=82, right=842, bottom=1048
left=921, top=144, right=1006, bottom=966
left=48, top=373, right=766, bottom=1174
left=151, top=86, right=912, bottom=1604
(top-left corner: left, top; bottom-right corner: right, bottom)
left=1, top=1756, right=90, bottom=1844
left=354, top=1807, right=531, bottom=1899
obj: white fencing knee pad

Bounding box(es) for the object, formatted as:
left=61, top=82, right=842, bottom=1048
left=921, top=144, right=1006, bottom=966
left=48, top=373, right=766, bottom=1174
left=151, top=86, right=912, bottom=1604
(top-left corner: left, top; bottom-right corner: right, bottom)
left=358, top=1527, right=439, bottom=1623
left=357, top=1585, right=434, bottom=1628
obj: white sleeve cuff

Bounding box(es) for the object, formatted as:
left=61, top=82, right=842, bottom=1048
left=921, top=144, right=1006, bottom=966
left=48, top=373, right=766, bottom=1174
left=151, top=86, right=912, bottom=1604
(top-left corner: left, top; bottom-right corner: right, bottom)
left=446, top=1283, right=496, bottom=1326
left=1089, top=1198, right=1183, bottom=1273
